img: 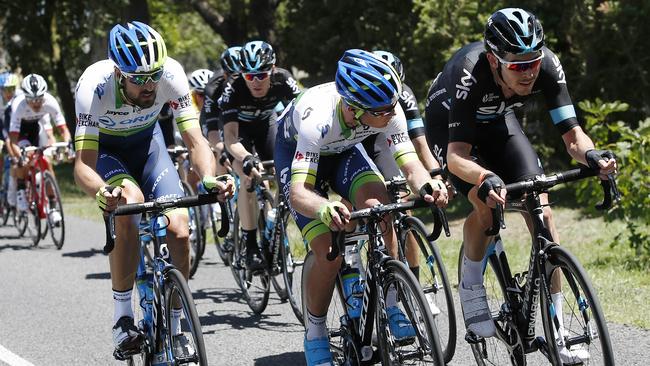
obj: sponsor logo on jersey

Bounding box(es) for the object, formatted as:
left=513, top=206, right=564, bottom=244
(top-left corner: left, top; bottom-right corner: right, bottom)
left=98, top=110, right=158, bottom=127
left=76, top=113, right=98, bottom=128
left=476, top=101, right=524, bottom=117
left=171, top=94, right=192, bottom=110
left=400, top=90, right=417, bottom=110
left=105, top=110, right=129, bottom=116
left=317, top=122, right=329, bottom=138
left=304, top=152, right=319, bottom=163
left=388, top=132, right=408, bottom=147
left=482, top=93, right=499, bottom=103
left=295, top=151, right=304, bottom=161
left=551, top=54, right=566, bottom=84
left=448, top=122, right=461, bottom=128
left=302, top=107, right=313, bottom=120
left=455, top=68, right=477, bottom=100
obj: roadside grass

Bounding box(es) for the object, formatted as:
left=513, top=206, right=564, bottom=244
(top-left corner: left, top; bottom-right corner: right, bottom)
left=55, top=163, right=649, bottom=328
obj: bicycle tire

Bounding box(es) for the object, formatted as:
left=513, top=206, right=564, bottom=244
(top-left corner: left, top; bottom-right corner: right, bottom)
left=162, top=267, right=208, bottom=365
left=376, top=259, right=445, bottom=365
left=258, top=189, right=288, bottom=301
left=15, top=207, right=27, bottom=236
left=281, top=207, right=305, bottom=324
left=458, top=241, right=525, bottom=366
left=25, top=179, right=41, bottom=247
left=0, top=191, right=9, bottom=226
left=542, top=245, right=614, bottom=365
left=228, top=208, right=245, bottom=291
left=211, top=202, right=231, bottom=266
left=399, top=215, right=457, bottom=363
left=43, top=171, right=65, bottom=249
left=182, top=181, right=203, bottom=279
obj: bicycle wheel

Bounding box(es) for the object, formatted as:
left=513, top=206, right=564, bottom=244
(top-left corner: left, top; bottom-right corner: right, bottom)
left=210, top=202, right=231, bottom=266
left=458, top=240, right=525, bottom=366
left=182, top=181, right=203, bottom=278
left=25, top=180, right=41, bottom=247
left=399, top=215, right=456, bottom=363
left=256, top=189, right=287, bottom=301
left=43, top=171, right=65, bottom=249
left=0, top=190, right=9, bottom=226
left=281, top=207, right=306, bottom=324
left=376, top=259, right=445, bottom=365
left=541, top=245, right=614, bottom=365
left=162, top=267, right=208, bottom=365
left=15, top=207, right=27, bottom=236
left=228, top=208, right=246, bottom=291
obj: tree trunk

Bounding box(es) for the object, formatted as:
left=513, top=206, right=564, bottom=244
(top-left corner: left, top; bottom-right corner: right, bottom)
left=122, top=0, right=150, bottom=23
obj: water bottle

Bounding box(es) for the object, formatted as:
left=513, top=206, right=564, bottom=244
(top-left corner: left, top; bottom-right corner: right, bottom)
left=264, top=208, right=276, bottom=241
left=341, top=265, right=362, bottom=318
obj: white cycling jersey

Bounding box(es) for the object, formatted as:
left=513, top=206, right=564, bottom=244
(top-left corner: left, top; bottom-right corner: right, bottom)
left=9, top=92, right=64, bottom=134
left=279, top=82, right=418, bottom=185
left=74, top=58, right=199, bottom=151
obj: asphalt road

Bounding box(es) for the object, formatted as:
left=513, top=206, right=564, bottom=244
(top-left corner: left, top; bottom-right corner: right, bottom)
left=0, top=214, right=648, bottom=365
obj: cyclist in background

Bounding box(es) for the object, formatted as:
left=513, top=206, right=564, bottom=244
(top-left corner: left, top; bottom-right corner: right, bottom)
left=0, top=72, right=21, bottom=189
left=274, top=49, right=448, bottom=366
left=73, top=21, right=233, bottom=359
left=423, top=8, right=616, bottom=362
left=7, top=74, right=71, bottom=222
left=203, top=46, right=242, bottom=175
left=221, top=40, right=301, bottom=270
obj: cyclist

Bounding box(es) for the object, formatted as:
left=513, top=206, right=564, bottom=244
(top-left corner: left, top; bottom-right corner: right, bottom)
left=73, top=21, right=234, bottom=360
left=423, top=8, right=617, bottom=362
left=7, top=74, right=72, bottom=221
left=274, top=49, right=448, bottom=366
left=363, top=50, right=445, bottom=282
left=0, top=72, right=21, bottom=188
left=221, top=40, right=301, bottom=270
left=203, top=46, right=242, bottom=175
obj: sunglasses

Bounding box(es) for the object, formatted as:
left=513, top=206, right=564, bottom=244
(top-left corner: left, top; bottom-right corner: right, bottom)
left=122, top=69, right=165, bottom=86
left=365, top=102, right=397, bottom=117
left=493, top=51, right=544, bottom=72
left=243, top=71, right=271, bottom=82
left=26, top=96, right=45, bottom=104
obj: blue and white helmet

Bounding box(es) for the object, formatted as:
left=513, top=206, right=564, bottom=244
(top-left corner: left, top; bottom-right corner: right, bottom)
left=188, top=69, right=213, bottom=92
left=239, top=41, right=275, bottom=73
left=373, top=50, right=405, bottom=82
left=108, top=21, right=168, bottom=73
left=220, top=46, right=242, bottom=74
left=335, top=49, right=402, bottom=110
left=21, top=74, right=47, bottom=98
left=484, top=8, right=544, bottom=55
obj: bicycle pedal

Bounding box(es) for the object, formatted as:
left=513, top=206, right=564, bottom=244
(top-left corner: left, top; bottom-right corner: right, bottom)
left=465, top=331, right=483, bottom=344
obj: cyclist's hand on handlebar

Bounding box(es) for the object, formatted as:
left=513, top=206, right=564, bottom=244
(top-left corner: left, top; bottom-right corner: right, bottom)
left=201, top=175, right=235, bottom=202
left=318, top=201, right=350, bottom=231
left=477, top=172, right=506, bottom=208
left=96, top=185, right=122, bottom=212
left=418, top=179, right=448, bottom=208
left=585, top=149, right=617, bottom=180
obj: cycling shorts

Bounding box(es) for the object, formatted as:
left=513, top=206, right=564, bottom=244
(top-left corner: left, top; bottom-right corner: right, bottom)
left=275, top=139, right=383, bottom=245
left=96, top=123, right=186, bottom=204
left=425, top=102, right=544, bottom=197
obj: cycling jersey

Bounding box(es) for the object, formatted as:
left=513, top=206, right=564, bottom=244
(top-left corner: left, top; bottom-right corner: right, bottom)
left=9, top=93, right=64, bottom=135
left=275, top=82, right=419, bottom=243
left=74, top=57, right=197, bottom=203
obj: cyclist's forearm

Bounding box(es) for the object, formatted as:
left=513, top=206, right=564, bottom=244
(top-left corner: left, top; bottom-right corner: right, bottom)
left=562, top=127, right=596, bottom=166
left=189, top=139, right=216, bottom=178
left=290, top=183, right=330, bottom=219
left=58, top=126, right=72, bottom=143
left=447, top=150, right=484, bottom=185
left=73, top=153, right=105, bottom=197
left=412, top=135, right=440, bottom=172
left=223, top=122, right=250, bottom=162
left=401, top=160, right=433, bottom=193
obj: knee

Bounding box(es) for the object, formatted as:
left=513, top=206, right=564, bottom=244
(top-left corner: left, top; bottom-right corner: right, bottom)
left=167, top=213, right=190, bottom=241
left=354, top=183, right=389, bottom=208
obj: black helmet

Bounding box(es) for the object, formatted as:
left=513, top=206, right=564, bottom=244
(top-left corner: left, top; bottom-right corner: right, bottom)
left=239, top=41, right=276, bottom=72
left=484, top=8, right=544, bottom=55
left=220, top=46, right=242, bottom=74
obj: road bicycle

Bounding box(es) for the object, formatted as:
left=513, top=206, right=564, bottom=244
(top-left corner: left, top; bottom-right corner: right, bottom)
left=302, top=199, right=446, bottom=365
left=456, top=167, right=620, bottom=365
left=385, top=173, right=457, bottom=363
left=19, top=142, right=68, bottom=248
left=104, top=190, right=228, bottom=365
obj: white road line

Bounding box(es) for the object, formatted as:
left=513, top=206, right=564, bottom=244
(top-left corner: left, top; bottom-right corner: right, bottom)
left=0, top=344, right=35, bottom=366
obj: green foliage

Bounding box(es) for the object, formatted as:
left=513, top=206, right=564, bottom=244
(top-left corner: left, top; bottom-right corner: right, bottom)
left=576, top=99, right=650, bottom=266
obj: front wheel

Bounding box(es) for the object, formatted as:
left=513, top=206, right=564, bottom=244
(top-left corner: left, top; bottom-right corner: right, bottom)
left=541, top=245, right=614, bottom=366
left=25, top=180, right=41, bottom=247
left=182, top=182, right=203, bottom=279
left=43, top=171, right=65, bottom=249
left=376, top=259, right=445, bottom=366
left=281, top=207, right=305, bottom=324
left=163, top=268, right=208, bottom=365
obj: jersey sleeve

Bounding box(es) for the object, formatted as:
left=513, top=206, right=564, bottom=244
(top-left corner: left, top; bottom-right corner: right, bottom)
left=161, top=58, right=200, bottom=133
left=290, top=104, right=326, bottom=187
left=218, top=80, right=239, bottom=125
left=45, top=94, right=66, bottom=127
left=40, top=114, right=53, bottom=131
left=448, top=58, right=482, bottom=144
left=276, top=68, right=301, bottom=104
left=9, top=97, right=25, bottom=134
left=400, top=84, right=424, bottom=139
left=538, top=48, right=580, bottom=134
left=73, top=72, right=101, bottom=151
left=385, top=104, right=419, bottom=169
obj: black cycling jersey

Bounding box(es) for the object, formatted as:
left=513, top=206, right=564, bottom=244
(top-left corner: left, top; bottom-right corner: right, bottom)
left=425, top=41, right=578, bottom=145
left=219, top=67, right=300, bottom=128
left=203, top=69, right=229, bottom=132
left=157, top=102, right=175, bottom=147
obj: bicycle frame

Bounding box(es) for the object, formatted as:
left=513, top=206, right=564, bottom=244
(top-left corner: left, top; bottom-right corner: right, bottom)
left=24, top=149, right=51, bottom=219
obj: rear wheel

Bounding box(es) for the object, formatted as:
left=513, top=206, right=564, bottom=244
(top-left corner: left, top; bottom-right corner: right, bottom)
left=163, top=268, right=208, bottom=365
left=182, top=181, right=203, bottom=279
left=281, top=207, right=306, bottom=324
left=43, top=171, right=65, bottom=249
left=211, top=202, right=231, bottom=266
left=0, top=190, right=10, bottom=226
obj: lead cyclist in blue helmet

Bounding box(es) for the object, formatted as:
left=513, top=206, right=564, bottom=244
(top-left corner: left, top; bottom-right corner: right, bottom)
left=221, top=40, right=301, bottom=271
left=274, top=48, right=447, bottom=366
left=202, top=46, right=243, bottom=175
left=74, top=21, right=233, bottom=360
left=423, top=8, right=616, bottom=362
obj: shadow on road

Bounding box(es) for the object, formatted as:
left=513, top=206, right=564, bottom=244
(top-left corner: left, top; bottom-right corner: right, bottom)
left=86, top=272, right=111, bottom=280
left=193, top=287, right=246, bottom=305
left=0, top=243, right=31, bottom=251
left=200, top=308, right=303, bottom=335
left=62, top=248, right=105, bottom=258
left=254, top=351, right=305, bottom=366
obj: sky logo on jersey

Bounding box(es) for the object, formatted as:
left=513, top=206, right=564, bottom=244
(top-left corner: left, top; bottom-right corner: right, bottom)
left=456, top=68, right=477, bottom=100
left=551, top=54, right=566, bottom=84
left=400, top=90, right=417, bottom=110
left=476, top=101, right=524, bottom=119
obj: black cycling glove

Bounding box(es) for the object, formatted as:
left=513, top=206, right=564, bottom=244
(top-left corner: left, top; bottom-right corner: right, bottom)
left=242, top=154, right=261, bottom=176
left=585, top=149, right=615, bottom=170
left=477, top=173, right=505, bottom=204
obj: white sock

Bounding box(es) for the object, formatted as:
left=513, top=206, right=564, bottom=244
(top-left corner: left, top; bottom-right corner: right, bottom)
left=171, top=308, right=183, bottom=336
left=461, top=254, right=484, bottom=288
left=113, top=289, right=133, bottom=322
left=551, top=292, right=565, bottom=344
left=305, top=310, right=327, bottom=341
left=386, top=285, right=398, bottom=308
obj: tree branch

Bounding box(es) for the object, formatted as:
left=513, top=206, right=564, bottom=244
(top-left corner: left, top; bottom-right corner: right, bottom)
left=188, top=0, right=225, bottom=35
